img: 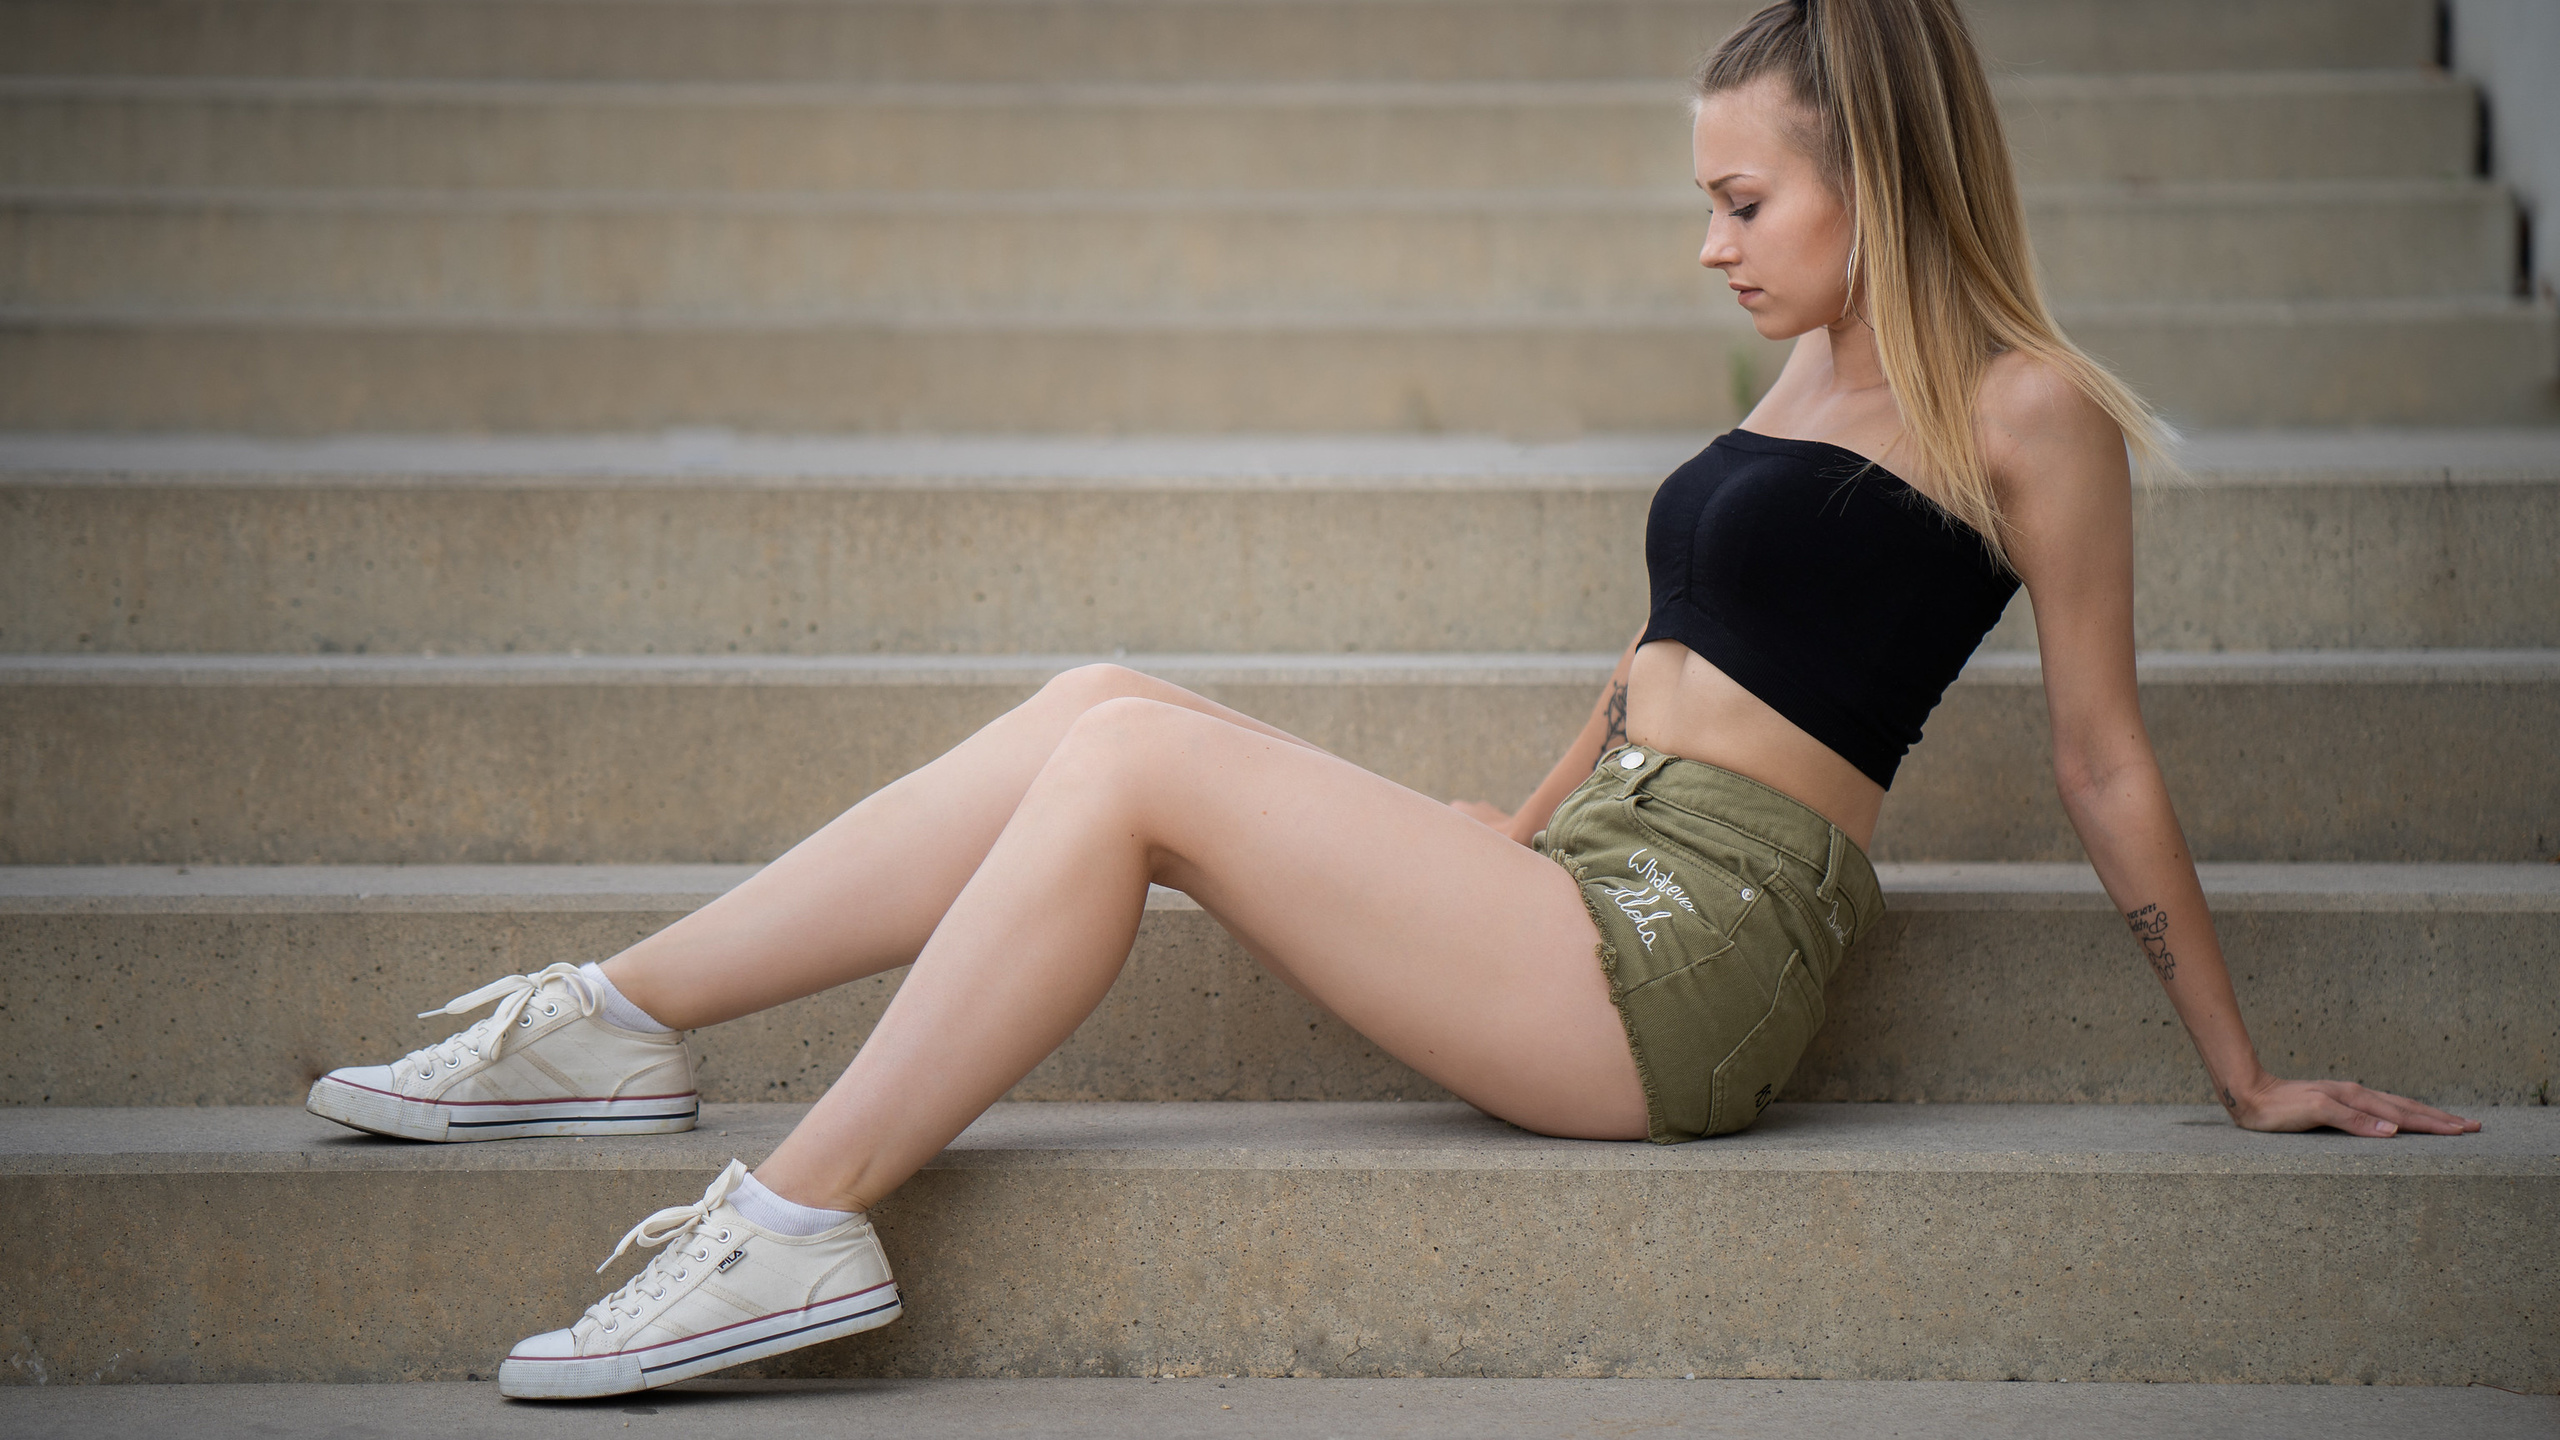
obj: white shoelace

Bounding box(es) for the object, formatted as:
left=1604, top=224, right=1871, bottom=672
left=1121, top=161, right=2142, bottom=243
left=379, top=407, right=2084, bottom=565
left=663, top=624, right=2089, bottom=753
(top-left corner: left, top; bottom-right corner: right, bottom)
left=395, top=961, right=601, bottom=1082
left=584, top=1160, right=752, bottom=1332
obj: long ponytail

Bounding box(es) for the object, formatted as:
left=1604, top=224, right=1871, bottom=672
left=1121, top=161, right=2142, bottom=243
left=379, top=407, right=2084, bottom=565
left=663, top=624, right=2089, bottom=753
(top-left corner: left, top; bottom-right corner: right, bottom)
left=1696, top=0, right=2172, bottom=566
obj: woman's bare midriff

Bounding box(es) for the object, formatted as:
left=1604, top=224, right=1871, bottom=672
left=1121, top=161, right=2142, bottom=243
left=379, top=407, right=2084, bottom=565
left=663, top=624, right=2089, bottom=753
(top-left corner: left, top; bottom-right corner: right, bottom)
left=1624, top=639, right=1884, bottom=851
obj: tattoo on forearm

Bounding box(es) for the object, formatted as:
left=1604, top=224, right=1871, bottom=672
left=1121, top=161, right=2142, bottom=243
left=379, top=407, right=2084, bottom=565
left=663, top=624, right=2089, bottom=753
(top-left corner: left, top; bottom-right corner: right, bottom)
left=2124, top=902, right=2176, bottom=984
left=1602, top=681, right=1629, bottom=753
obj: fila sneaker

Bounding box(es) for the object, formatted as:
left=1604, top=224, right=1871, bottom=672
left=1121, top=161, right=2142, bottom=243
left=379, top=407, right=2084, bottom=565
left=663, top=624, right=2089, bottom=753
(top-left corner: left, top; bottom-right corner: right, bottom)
left=306, top=962, right=697, bottom=1142
left=497, top=1160, right=903, bottom=1399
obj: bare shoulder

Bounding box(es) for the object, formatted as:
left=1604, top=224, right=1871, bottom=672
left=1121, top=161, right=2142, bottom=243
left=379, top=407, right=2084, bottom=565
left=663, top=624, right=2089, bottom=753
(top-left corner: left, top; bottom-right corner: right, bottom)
left=1976, top=350, right=2127, bottom=501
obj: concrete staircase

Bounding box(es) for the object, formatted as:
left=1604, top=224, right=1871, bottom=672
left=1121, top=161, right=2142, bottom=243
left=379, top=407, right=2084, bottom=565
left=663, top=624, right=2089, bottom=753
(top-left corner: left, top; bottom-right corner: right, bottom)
left=1, top=0, right=2554, bottom=1396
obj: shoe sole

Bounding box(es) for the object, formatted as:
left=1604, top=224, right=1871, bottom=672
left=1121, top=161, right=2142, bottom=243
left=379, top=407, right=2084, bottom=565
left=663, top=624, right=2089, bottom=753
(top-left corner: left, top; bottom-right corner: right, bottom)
left=305, top=1075, right=698, bottom=1142
left=497, top=1282, right=904, bottom=1399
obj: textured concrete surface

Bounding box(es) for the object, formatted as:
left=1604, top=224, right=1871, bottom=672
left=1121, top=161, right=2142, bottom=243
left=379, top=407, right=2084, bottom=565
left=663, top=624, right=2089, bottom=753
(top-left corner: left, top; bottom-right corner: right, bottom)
left=0, top=0, right=2442, bottom=81
left=2, top=864, right=2552, bottom=1109
left=3, top=443, right=2553, bottom=655
left=1, top=1102, right=2551, bottom=1386
left=0, top=315, right=1788, bottom=436
left=1, top=182, right=2514, bottom=314
left=4, top=652, right=2553, bottom=865
left=0, top=76, right=2475, bottom=194
left=7, top=302, right=2550, bottom=434
left=0, top=1378, right=2553, bottom=1440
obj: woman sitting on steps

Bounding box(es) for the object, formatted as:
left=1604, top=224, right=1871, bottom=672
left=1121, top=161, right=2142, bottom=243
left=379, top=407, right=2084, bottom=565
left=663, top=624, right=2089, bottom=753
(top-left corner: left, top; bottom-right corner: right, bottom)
left=304, top=0, right=2478, bottom=1401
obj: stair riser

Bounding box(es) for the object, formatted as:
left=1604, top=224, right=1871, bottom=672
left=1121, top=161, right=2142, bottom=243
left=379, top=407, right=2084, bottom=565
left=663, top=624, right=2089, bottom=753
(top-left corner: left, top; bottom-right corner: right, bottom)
left=3, top=897, right=2548, bottom=1108
left=1, top=189, right=2514, bottom=311
left=3, top=670, right=2552, bottom=864
left=7, top=479, right=2554, bottom=655
left=7, top=308, right=2552, bottom=434
left=4, top=1150, right=2545, bottom=1383
left=0, top=84, right=2475, bottom=193
left=0, top=321, right=1778, bottom=435
left=0, top=0, right=2438, bottom=82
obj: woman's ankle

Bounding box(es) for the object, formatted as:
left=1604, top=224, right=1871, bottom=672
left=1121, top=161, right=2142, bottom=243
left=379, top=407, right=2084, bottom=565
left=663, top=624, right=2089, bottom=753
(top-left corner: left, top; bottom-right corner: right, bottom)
left=579, top=961, right=675, bottom=1034
left=732, top=1171, right=860, bottom=1235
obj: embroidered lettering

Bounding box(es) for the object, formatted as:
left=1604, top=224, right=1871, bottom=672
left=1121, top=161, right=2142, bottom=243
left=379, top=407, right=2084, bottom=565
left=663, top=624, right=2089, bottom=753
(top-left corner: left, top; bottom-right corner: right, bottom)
left=1602, top=880, right=1678, bottom=952
left=1623, top=848, right=1699, bottom=916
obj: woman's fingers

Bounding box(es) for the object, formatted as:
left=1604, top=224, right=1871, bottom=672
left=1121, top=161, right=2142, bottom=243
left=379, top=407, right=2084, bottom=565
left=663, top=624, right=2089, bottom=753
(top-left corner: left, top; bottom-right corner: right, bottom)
left=2305, top=1092, right=2398, bottom=1137
left=2240, top=1078, right=2482, bottom=1137
left=2327, top=1081, right=2479, bottom=1134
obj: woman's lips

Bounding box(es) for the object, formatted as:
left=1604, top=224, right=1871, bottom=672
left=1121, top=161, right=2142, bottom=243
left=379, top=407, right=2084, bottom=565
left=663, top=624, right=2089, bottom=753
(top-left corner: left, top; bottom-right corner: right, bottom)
left=1732, top=286, right=1763, bottom=304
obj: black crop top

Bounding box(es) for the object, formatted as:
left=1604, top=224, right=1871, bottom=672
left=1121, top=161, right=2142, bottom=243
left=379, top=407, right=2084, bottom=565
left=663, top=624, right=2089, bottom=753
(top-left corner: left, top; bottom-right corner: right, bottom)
left=1641, top=429, right=2019, bottom=789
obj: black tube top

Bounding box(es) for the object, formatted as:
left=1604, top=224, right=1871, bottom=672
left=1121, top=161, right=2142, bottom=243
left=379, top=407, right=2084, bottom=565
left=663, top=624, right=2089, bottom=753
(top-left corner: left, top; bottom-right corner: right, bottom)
left=1640, top=429, right=2020, bottom=788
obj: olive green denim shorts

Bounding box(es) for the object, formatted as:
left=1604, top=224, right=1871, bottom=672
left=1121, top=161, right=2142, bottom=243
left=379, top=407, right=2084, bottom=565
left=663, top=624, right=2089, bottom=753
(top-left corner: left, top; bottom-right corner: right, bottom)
left=1533, top=746, right=1884, bottom=1143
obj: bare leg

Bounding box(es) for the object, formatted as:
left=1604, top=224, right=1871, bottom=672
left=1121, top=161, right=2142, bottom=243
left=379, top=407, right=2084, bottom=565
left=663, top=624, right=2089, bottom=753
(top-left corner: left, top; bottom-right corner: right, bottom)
left=599, top=665, right=1320, bottom=1028
left=755, top=696, right=1646, bottom=1213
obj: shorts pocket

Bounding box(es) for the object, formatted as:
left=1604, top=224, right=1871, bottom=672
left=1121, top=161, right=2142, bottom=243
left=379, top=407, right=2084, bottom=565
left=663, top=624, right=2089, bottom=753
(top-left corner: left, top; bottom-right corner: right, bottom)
left=1617, top=798, right=1768, bottom=947
left=1705, top=948, right=1828, bottom=1137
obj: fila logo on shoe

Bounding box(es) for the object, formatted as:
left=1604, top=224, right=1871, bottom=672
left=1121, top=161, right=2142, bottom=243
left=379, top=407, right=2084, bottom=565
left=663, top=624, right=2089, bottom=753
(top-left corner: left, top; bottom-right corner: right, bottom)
left=716, top=1247, right=748, bottom=1273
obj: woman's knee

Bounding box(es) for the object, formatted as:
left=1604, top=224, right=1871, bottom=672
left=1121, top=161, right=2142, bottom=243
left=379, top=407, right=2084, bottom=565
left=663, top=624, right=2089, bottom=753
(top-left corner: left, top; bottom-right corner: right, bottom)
left=1056, top=693, right=1194, bottom=758
left=1035, top=663, right=1163, bottom=718
left=1035, top=696, right=1212, bottom=798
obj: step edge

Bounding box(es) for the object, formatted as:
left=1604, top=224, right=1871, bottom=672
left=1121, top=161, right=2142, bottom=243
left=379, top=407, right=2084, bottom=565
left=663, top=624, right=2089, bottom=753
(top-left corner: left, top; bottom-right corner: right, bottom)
left=3, top=649, right=2552, bottom=686
left=3, top=1101, right=2548, bottom=1177
left=4, top=862, right=2552, bottom=911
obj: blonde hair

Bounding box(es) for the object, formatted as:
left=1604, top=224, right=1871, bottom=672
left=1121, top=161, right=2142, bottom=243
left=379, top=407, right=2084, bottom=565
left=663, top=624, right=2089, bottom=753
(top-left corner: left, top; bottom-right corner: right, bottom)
left=1696, top=0, right=2172, bottom=566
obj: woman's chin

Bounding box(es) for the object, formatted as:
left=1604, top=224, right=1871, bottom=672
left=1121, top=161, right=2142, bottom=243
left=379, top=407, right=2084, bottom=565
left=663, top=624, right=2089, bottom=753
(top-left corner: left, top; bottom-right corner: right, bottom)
left=1742, top=307, right=1817, bottom=342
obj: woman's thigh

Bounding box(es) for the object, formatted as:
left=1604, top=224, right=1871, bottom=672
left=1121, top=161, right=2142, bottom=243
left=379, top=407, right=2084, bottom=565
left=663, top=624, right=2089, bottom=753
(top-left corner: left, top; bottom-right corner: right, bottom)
left=1101, top=700, right=1646, bottom=1141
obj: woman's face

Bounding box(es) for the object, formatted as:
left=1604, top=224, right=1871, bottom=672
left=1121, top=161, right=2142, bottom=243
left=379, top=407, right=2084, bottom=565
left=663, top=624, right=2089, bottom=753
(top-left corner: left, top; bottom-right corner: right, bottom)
left=1691, top=76, right=1857, bottom=340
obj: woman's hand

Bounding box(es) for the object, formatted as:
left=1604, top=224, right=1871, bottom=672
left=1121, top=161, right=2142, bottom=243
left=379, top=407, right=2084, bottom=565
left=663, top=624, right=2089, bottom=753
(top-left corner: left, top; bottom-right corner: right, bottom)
left=1448, top=799, right=1515, bottom=834
left=2227, top=1075, right=2481, bottom=1137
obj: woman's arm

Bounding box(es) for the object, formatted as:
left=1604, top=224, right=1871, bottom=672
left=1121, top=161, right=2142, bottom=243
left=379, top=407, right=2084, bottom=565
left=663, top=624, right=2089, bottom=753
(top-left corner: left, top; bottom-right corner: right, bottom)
left=1453, top=628, right=1645, bottom=844
left=1986, top=362, right=2476, bottom=1137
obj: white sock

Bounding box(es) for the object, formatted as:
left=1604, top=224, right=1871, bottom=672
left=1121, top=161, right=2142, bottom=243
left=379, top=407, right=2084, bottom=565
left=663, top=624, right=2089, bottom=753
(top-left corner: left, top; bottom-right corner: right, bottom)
left=577, top=962, right=673, bottom=1034
left=730, top=1172, right=857, bottom=1235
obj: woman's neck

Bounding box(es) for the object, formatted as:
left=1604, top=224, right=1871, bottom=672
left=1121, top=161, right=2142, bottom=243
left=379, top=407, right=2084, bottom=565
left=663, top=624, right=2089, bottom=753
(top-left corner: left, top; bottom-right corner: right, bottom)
left=1816, top=311, right=1888, bottom=394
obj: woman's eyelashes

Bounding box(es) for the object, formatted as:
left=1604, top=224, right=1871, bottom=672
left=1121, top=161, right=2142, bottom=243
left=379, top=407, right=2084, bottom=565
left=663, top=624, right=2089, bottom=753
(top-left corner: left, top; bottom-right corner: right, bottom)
left=1711, top=202, right=1761, bottom=221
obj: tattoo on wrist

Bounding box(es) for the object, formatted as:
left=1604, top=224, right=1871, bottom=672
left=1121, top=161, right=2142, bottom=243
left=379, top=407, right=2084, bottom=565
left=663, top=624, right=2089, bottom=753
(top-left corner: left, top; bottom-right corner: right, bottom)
left=2124, top=902, right=2176, bottom=983
left=1602, top=681, right=1630, bottom=754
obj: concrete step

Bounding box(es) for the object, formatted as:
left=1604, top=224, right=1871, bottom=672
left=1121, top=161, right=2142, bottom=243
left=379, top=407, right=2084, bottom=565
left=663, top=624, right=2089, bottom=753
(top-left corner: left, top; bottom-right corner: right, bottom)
left=3, top=863, right=2550, bottom=1110
left=7, top=300, right=2554, bottom=434
left=0, top=310, right=1777, bottom=436
left=0, top=0, right=2443, bottom=82
left=2, top=651, right=2552, bottom=865
left=5, top=431, right=2554, bottom=657
left=5, top=1379, right=2557, bottom=1440
left=2, top=1101, right=2549, bottom=1384
left=0, top=74, right=2479, bottom=194
left=0, top=181, right=2518, bottom=313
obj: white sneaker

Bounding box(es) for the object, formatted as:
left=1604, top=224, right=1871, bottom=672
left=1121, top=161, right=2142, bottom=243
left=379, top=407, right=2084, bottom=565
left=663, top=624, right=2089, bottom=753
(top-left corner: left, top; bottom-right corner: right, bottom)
left=498, top=1160, right=903, bottom=1399
left=306, top=962, right=696, bottom=1142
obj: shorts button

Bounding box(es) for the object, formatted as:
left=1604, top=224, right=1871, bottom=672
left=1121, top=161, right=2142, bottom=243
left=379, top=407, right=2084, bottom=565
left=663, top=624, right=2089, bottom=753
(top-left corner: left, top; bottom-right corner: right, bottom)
left=1619, top=750, right=1645, bottom=770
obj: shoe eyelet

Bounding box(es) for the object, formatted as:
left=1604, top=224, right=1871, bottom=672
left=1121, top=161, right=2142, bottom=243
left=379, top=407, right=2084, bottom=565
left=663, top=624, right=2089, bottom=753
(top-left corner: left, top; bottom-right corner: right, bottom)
left=544, top=1004, right=559, bottom=1016
left=674, top=1270, right=687, bottom=1280
left=718, top=1229, right=731, bottom=1242
left=603, top=1322, right=617, bottom=1333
